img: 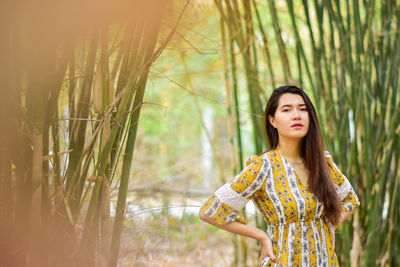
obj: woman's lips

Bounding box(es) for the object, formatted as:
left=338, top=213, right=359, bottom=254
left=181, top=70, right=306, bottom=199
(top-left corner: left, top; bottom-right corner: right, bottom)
left=291, top=123, right=303, bottom=128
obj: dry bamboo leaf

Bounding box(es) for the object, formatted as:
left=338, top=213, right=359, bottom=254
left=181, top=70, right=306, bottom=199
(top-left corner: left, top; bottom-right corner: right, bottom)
left=87, top=176, right=103, bottom=182
left=64, top=195, right=75, bottom=226
left=93, top=64, right=104, bottom=114
left=42, top=149, right=73, bottom=160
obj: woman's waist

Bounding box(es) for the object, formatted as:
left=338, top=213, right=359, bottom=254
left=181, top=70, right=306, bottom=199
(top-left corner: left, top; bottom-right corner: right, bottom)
left=267, top=216, right=327, bottom=228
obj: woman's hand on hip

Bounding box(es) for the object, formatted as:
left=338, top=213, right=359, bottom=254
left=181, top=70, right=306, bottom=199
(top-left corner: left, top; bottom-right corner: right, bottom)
left=259, top=236, right=277, bottom=266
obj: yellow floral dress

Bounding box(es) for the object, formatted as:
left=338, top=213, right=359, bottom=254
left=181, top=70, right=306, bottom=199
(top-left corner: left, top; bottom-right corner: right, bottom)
left=201, top=149, right=360, bottom=266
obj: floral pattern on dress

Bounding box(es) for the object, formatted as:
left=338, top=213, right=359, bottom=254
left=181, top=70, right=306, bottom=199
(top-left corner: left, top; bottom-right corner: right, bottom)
left=200, top=150, right=361, bottom=266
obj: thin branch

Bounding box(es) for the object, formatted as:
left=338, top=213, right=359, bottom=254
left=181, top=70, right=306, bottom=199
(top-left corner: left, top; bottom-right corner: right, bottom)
left=150, top=66, right=264, bottom=119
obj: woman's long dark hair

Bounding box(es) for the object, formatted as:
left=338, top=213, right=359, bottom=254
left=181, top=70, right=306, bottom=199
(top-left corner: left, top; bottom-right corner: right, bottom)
left=264, top=85, right=342, bottom=226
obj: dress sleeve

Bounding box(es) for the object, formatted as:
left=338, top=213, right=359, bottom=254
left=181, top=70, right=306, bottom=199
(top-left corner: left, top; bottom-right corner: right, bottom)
left=325, top=151, right=361, bottom=212
left=200, top=154, right=269, bottom=225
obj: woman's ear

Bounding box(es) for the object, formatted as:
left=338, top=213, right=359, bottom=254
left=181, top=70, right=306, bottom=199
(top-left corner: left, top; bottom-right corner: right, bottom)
left=268, top=115, right=276, bottom=128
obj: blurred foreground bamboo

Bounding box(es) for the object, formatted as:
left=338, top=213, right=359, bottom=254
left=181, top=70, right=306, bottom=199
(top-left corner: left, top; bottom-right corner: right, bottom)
left=0, top=0, right=189, bottom=266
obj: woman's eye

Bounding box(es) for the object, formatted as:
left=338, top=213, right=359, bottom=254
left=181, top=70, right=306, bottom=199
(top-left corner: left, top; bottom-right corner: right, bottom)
left=282, top=109, right=289, bottom=112
left=301, top=108, right=308, bottom=112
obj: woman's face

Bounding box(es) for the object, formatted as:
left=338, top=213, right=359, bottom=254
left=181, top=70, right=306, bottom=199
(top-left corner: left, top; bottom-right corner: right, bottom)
left=268, top=93, right=310, bottom=140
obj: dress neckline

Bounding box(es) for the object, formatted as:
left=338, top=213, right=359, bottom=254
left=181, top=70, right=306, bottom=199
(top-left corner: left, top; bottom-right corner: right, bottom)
left=274, top=149, right=309, bottom=188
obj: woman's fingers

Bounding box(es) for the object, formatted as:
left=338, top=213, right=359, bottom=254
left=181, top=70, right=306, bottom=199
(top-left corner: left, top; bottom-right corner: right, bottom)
left=259, top=254, right=278, bottom=266
left=269, top=254, right=277, bottom=263
left=259, top=237, right=277, bottom=266
left=265, top=238, right=277, bottom=262
left=329, top=223, right=336, bottom=249
left=259, top=256, right=270, bottom=267
left=330, top=227, right=335, bottom=249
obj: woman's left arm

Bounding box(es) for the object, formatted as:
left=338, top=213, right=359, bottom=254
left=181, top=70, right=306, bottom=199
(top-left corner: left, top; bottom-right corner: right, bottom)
left=331, top=209, right=355, bottom=230
left=325, top=151, right=360, bottom=217
left=325, top=151, right=361, bottom=248
left=329, top=209, right=355, bottom=249
left=340, top=209, right=355, bottom=224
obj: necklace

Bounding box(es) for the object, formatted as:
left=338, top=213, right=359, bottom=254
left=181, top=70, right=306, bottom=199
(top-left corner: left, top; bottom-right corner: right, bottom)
left=277, top=150, right=304, bottom=165
left=287, top=159, right=304, bottom=165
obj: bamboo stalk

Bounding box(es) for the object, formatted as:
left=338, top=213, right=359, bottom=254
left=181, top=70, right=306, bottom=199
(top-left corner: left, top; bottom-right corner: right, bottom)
left=65, top=32, right=99, bottom=216
left=252, top=0, right=276, bottom=89
left=266, top=0, right=292, bottom=83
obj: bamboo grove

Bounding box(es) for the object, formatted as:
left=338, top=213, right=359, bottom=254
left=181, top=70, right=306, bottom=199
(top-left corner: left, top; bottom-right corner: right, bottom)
left=0, top=0, right=189, bottom=266
left=217, top=0, right=399, bottom=266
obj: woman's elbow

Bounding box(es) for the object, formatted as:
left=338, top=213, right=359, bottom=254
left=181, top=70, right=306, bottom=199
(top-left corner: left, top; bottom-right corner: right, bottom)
left=199, top=209, right=223, bottom=228
left=199, top=208, right=206, bottom=221
left=344, top=209, right=355, bottom=220
left=199, top=208, right=212, bottom=223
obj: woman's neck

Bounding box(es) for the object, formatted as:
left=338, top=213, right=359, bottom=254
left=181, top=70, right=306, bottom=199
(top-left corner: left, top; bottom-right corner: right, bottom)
left=276, top=138, right=302, bottom=160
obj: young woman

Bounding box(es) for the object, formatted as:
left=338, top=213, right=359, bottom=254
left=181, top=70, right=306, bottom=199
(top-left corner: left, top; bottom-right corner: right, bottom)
left=199, top=85, right=360, bottom=266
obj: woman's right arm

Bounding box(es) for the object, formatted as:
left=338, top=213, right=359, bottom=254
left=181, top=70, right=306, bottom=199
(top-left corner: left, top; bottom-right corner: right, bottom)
left=199, top=208, right=277, bottom=265
left=199, top=155, right=277, bottom=265
left=199, top=208, right=268, bottom=240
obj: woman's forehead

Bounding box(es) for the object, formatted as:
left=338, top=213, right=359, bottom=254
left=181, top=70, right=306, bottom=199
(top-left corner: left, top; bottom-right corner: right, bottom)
left=278, top=93, right=305, bottom=107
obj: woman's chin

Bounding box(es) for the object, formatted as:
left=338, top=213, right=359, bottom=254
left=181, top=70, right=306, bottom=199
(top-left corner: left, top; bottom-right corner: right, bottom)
left=283, top=133, right=307, bottom=140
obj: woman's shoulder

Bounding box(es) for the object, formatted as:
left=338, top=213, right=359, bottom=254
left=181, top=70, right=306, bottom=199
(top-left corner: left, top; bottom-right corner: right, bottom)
left=245, top=150, right=276, bottom=166
left=248, top=150, right=332, bottom=160
left=324, top=150, right=332, bottom=158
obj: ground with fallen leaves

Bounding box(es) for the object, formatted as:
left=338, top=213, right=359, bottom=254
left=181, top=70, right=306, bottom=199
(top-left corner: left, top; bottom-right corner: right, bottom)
left=118, top=212, right=260, bottom=267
